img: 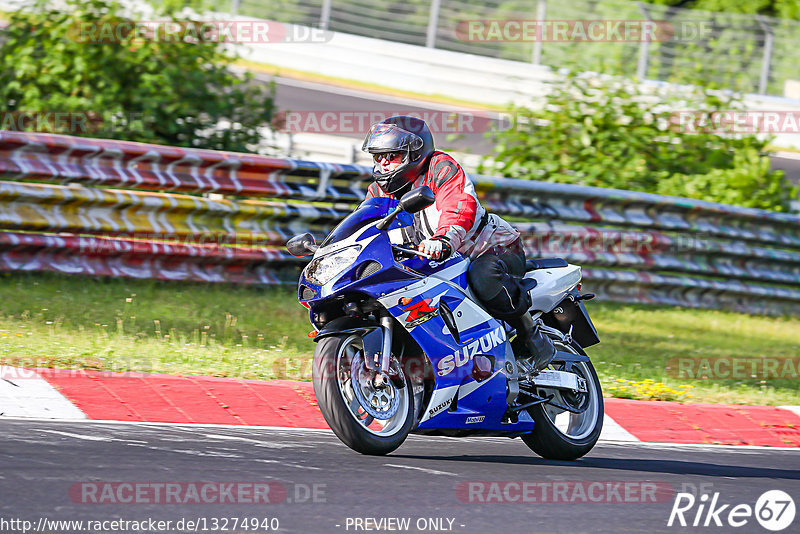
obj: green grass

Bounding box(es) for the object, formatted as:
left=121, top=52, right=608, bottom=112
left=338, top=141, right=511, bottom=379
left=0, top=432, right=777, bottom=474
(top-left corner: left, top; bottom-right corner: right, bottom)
left=0, top=271, right=315, bottom=381
left=589, top=304, right=800, bottom=405
left=0, top=271, right=798, bottom=405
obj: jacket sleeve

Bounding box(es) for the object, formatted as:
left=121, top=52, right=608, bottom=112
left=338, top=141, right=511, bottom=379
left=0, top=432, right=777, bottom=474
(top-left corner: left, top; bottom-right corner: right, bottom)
left=428, top=153, right=479, bottom=251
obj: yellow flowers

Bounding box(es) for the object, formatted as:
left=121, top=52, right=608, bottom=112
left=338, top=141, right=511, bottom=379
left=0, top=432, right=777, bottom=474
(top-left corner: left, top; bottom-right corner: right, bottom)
left=606, top=377, right=694, bottom=402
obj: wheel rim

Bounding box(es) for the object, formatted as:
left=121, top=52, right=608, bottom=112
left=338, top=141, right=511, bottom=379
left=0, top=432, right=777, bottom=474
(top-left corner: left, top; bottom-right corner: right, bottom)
left=538, top=342, right=600, bottom=441
left=335, top=335, right=410, bottom=437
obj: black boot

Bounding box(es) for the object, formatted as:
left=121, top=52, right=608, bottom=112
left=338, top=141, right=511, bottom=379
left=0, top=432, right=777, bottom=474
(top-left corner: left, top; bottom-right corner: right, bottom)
left=513, top=313, right=556, bottom=371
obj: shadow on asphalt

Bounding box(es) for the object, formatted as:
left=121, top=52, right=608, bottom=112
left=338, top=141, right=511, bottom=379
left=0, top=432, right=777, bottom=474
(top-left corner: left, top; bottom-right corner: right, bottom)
left=389, top=454, right=800, bottom=480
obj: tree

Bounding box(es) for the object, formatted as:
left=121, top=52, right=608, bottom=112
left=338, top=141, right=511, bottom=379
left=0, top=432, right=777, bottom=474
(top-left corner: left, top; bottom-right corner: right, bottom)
left=481, top=73, right=798, bottom=212
left=0, top=0, right=276, bottom=153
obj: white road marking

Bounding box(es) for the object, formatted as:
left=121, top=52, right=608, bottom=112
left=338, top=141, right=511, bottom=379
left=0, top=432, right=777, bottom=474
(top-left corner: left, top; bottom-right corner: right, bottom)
left=36, top=429, right=110, bottom=441
left=254, top=459, right=321, bottom=471
left=171, top=449, right=243, bottom=458
left=384, top=464, right=457, bottom=476
left=203, top=433, right=314, bottom=448
left=124, top=443, right=243, bottom=458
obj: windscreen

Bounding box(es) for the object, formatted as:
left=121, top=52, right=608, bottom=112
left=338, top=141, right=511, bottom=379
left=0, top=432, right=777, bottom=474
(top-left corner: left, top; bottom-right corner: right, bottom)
left=319, top=197, right=399, bottom=248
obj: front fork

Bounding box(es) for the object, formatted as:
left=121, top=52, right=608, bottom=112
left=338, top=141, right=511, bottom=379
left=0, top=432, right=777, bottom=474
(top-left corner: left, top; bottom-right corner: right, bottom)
left=362, top=312, right=395, bottom=388
left=379, top=313, right=393, bottom=374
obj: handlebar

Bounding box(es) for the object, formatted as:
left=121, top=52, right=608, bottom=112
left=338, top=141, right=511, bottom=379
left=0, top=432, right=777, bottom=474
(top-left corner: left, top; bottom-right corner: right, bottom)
left=392, top=245, right=434, bottom=259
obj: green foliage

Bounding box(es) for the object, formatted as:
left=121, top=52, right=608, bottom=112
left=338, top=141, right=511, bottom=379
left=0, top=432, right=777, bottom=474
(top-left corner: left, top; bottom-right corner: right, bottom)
left=150, top=0, right=213, bottom=16
left=481, top=73, right=798, bottom=212
left=0, top=0, right=276, bottom=153
left=646, top=0, right=800, bottom=20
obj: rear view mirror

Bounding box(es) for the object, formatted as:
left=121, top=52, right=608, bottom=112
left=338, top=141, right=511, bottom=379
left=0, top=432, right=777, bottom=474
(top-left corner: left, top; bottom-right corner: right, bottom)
left=286, top=233, right=318, bottom=257
left=376, top=186, right=435, bottom=231
left=399, top=186, right=435, bottom=213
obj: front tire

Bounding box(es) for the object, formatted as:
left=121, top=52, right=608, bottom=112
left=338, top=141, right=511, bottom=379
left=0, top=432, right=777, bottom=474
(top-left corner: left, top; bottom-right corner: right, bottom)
left=313, top=334, right=415, bottom=455
left=521, top=341, right=603, bottom=460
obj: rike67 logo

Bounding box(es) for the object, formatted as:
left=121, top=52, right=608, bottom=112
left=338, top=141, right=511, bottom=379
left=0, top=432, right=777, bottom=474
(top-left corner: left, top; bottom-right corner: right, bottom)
left=668, top=490, right=795, bottom=531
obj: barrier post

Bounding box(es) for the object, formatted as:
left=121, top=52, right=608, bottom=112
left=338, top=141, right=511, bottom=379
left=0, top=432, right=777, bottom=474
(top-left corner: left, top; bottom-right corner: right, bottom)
left=532, top=0, right=546, bottom=65
left=320, top=0, right=333, bottom=31
left=426, top=0, right=442, bottom=48
left=756, top=15, right=774, bottom=95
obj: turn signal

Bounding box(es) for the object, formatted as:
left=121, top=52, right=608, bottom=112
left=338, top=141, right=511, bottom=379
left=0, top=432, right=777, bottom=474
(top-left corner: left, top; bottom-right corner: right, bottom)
left=308, top=330, right=318, bottom=338
left=398, top=297, right=413, bottom=306
left=472, top=355, right=493, bottom=381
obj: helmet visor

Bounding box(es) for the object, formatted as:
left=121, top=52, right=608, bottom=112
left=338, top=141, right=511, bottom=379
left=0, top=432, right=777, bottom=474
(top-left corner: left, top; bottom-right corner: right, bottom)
left=361, top=123, right=424, bottom=154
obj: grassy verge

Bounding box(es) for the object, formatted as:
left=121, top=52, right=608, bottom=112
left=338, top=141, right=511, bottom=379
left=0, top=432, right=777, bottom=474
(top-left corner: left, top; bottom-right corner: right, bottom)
left=0, top=272, right=313, bottom=381
left=0, top=272, right=798, bottom=405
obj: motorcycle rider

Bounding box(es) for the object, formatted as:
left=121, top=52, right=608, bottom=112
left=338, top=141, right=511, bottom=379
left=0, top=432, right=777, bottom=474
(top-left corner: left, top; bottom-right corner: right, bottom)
left=361, top=115, right=555, bottom=370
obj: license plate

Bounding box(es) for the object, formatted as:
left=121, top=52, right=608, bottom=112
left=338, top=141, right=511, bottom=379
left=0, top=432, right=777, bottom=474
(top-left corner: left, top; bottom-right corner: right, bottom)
left=531, top=370, right=588, bottom=393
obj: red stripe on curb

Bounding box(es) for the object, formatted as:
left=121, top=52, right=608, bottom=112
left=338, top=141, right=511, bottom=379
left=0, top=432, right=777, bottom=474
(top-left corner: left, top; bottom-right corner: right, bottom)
left=37, top=369, right=329, bottom=429
left=33, top=369, right=800, bottom=446
left=605, top=398, right=800, bottom=447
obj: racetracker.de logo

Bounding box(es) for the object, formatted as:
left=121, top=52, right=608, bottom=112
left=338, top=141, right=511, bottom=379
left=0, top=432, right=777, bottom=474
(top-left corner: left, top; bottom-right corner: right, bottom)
left=69, top=482, right=288, bottom=504
left=671, top=111, right=800, bottom=134
left=666, top=356, right=800, bottom=380
left=456, top=481, right=675, bottom=503
left=275, top=110, right=510, bottom=135
left=0, top=111, right=145, bottom=134
left=455, top=19, right=710, bottom=42
left=69, top=20, right=332, bottom=43
left=1, top=366, right=153, bottom=380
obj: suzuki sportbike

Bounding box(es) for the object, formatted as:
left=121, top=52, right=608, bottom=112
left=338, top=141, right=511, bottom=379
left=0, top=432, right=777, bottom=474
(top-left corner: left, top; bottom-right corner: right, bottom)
left=286, top=186, right=603, bottom=459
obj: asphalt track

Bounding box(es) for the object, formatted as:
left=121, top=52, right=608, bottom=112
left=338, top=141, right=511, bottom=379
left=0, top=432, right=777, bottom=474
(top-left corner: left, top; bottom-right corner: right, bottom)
left=269, top=75, right=513, bottom=156
left=2, top=419, right=798, bottom=534
left=269, top=75, right=800, bottom=185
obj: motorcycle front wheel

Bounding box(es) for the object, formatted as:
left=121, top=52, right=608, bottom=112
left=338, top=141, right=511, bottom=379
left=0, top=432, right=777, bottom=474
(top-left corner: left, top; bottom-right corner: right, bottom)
left=313, top=334, right=415, bottom=455
left=522, top=340, right=604, bottom=460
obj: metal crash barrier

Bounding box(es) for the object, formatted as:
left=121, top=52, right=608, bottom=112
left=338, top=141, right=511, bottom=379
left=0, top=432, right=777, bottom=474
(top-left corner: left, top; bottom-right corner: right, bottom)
left=1, top=131, right=798, bottom=315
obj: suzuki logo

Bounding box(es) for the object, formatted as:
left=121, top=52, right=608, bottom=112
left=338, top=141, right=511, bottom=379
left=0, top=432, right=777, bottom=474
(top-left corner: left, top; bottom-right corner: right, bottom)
left=428, top=398, right=453, bottom=418
left=437, top=326, right=506, bottom=376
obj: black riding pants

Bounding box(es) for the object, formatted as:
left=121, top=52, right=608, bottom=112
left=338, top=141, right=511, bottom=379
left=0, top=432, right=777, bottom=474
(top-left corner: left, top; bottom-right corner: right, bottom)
left=467, top=239, right=529, bottom=322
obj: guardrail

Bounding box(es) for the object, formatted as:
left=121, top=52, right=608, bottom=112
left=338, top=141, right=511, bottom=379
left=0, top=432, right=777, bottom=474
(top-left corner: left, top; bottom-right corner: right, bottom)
left=1, top=130, right=798, bottom=316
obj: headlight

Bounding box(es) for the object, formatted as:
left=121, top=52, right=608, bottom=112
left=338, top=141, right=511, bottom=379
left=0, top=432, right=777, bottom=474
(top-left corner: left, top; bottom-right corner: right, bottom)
left=305, top=246, right=361, bottom=286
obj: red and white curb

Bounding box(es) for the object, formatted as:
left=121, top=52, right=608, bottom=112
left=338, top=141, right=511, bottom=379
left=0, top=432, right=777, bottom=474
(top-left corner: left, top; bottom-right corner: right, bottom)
left=599, top=415, right=640, bottom=442
left=1, top=366, right=86, bottom=419
left=2, top=367, right=799, bottom=447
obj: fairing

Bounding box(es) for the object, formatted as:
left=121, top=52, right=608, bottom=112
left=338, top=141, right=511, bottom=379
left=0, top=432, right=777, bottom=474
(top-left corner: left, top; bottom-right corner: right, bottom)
left=299, top=197, right=535, bottom=434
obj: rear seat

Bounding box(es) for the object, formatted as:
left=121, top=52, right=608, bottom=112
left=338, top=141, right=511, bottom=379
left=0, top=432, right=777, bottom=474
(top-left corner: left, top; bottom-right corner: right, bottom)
left=525, top=258, right=569, bottom=271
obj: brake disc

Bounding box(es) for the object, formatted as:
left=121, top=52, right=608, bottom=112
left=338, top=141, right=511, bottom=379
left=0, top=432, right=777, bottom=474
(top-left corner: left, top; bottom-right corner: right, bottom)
left=350, top=352, right=400, bottom=420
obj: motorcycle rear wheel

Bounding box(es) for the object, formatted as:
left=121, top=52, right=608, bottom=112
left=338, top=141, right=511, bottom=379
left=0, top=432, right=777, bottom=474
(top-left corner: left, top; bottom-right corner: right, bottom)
left=521, top=340, right=603, bottom=460
left=313, top=334, right=415, bottom=455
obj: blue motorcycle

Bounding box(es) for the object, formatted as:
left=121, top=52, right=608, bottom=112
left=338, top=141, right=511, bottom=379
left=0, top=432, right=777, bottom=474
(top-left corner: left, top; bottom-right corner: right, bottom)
left=287, top=186, right=603, bottom=459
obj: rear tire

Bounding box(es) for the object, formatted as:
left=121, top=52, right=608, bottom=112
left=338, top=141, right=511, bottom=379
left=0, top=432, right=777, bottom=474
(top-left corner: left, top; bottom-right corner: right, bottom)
left=521, top=341, right=603, bottom=460
left=313, top=334, right=415, bottom=455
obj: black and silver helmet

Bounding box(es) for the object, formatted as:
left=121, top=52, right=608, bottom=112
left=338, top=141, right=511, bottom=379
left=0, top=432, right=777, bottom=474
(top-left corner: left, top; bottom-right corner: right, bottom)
left=362, top=116, right=435, bottom=195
